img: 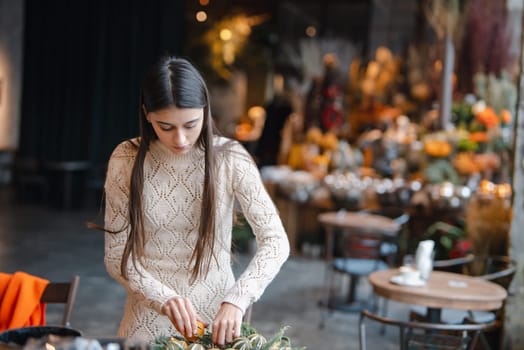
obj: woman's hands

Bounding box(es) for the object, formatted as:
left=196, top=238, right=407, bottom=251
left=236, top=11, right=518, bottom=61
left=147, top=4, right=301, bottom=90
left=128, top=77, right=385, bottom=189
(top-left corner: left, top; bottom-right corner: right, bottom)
left=212, top=302, right=243, bottom=346
left=162, top=296, right=205, bottom=340
left=163, top=298, right=243, bottom=346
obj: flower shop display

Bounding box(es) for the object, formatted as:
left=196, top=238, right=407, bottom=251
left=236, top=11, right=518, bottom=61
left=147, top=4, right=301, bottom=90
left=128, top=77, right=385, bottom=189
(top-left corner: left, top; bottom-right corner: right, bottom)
left=450, top=98, right=512, bottom=183
left=277, top=170, right=320, bottom=203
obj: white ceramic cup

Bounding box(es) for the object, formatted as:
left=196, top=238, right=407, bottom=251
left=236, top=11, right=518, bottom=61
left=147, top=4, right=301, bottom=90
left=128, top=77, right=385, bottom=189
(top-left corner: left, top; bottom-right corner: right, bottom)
left=399, top=265, right=421, bottom=281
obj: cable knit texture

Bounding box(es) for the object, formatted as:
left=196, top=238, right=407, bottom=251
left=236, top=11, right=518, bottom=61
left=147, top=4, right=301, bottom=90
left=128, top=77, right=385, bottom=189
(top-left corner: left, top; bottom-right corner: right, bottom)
left=104, top=136, right=290, bottom=341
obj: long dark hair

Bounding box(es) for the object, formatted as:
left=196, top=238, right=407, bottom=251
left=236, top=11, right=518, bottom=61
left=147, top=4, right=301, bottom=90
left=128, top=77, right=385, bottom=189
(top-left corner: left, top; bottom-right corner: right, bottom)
left=123, top=56, right=218, bottom=283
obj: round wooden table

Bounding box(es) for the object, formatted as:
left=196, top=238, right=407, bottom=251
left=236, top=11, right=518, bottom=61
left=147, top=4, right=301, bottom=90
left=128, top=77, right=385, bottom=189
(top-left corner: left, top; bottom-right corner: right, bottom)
left=318, top=210, right=400, bottom=236
left=369, top=268, right=508, bottom=322
left=318, top=210, right=400, bottom=259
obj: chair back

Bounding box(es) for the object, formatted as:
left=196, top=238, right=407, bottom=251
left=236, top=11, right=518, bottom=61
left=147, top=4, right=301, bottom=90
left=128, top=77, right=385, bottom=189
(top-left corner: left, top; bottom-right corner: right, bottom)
left=359, top=309, right=495, bottom=350
left=471, top=256, right=516, bottom=289
left=362, top=207, right=410, bottom=265
left=365, top=207, right=410, bottom=227
left=343, top=233, right=384, bottom=260
left=40, top=275, right=80, bottom=327
left=433, top=255, right=516, bottom=290
left=335, top=209, right=408, bottom=262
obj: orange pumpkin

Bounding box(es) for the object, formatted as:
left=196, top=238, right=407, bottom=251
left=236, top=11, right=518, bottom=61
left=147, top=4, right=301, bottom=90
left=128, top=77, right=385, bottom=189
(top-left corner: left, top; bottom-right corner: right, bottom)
left=424, top=140, right=452, bottom=158
left=469, top=132, right=489, bottom=143
left=501, top=109, right=512, bottom=124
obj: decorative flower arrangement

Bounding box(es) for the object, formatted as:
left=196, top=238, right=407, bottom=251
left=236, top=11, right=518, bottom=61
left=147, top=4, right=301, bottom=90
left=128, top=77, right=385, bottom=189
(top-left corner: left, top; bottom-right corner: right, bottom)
left=452, top=99, right=512, bottom=146
left=423, top=219, right=470, bottom=260
left=450, top=98, right=512, bottom=180
left=419, top=97, right=512, bottom=184
left=421, top=131, right=462, bottom=185
left=152, top=323, right=305, bottom=350
left=285, top=127, right=339, bottom=177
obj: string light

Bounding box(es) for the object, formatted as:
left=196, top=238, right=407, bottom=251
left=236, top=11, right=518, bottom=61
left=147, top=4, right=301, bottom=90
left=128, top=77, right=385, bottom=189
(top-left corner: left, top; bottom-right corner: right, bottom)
left=305, top=26, right=316, bottom=37
left=203, top=14, right=269, bottom=78
left=219, top=28, right=232, bottom=41
left=196, top=10, right=207, bottom=22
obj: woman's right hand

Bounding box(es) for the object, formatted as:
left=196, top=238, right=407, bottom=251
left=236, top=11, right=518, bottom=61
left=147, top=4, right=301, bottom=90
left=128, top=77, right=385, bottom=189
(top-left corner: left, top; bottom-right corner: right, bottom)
left=162, top=296, right=203, bottom=339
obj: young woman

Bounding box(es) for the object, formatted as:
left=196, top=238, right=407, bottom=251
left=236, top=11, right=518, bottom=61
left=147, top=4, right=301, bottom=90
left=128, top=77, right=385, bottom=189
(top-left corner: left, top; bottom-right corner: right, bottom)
left=102, top=56, right=289, bottom=345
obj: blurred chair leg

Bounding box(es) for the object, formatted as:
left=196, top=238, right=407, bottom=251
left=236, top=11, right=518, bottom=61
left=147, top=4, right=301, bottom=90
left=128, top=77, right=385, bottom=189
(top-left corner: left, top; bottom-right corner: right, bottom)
left=359, top=312, right=367, bottom=350
left=346, top=275, right=358, bottom=304
left=318, top=262, right=334, bottom=329
left=399, top=325, right=407, bottom=350
left=318, top=309, right=328, bottom=329
left=479, top=332, right=492, bottom=350
left=379, top=297, right=388, bottom=335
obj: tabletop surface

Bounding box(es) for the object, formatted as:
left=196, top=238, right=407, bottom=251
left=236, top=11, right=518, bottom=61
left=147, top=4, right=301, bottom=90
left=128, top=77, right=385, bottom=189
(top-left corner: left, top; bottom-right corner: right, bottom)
left=317, top=211, right=400, bottom=236
left=369, top=268, right=508, bottom=311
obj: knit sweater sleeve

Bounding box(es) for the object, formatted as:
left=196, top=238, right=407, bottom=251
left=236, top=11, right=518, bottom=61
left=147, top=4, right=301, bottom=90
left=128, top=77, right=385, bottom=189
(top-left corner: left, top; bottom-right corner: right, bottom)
left=103, top=141, right=178, bottom=314
left=222, top=142, right=290, bottom=312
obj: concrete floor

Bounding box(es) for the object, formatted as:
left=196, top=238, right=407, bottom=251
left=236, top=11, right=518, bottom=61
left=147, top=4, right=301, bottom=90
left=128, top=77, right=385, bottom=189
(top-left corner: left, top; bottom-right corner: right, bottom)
left=0, top=187, right=410, bottom=349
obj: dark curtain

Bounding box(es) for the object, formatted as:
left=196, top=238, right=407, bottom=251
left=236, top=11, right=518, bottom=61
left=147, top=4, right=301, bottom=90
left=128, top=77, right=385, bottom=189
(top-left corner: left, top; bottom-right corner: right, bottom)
left=19, top=0, right=185, bottom=164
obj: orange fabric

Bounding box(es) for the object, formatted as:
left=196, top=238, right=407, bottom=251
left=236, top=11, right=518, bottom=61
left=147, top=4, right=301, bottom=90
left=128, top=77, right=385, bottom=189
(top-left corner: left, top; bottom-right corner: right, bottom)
left=0, top=272, right=49, bottom=331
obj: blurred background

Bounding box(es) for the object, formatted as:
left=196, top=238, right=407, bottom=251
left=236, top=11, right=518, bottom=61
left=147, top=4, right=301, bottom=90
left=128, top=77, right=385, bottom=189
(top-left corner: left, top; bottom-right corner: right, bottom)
left=1, top=1, right=524, bottom=348
left=1, top=0, right=521, bottom=210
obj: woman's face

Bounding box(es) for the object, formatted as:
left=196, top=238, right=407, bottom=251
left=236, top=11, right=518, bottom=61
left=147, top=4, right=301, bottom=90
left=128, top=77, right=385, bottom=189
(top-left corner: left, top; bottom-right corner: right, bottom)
left=147, top=106, right=204, bottom=155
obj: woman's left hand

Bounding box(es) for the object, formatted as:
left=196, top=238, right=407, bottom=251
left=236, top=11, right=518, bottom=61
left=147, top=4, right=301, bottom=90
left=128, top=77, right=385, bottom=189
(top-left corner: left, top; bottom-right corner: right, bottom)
left=211, top=302, right=243, bottom=346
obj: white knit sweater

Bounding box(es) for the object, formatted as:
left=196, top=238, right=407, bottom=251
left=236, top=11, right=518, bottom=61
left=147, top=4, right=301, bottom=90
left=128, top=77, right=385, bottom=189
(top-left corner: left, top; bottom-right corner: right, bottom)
left=104, top=137, right=289, bottom=341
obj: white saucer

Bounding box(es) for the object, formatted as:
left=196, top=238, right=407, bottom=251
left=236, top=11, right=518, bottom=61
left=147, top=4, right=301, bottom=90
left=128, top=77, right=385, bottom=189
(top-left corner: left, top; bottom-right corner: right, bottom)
left=390, top=274, right=427, bottom=287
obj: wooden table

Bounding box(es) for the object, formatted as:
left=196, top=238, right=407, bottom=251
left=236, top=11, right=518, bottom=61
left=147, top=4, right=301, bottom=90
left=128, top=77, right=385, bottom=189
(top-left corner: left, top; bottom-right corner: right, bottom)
left=369, top=268, right=508, bottom=322
left=318, top=210, right=400, bottom=260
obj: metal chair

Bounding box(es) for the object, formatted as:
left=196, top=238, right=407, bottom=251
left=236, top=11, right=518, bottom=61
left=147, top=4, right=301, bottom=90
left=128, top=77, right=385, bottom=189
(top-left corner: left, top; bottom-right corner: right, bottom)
left=362, top=207, right=410, bottom=266
left=432, top=255, right=516, bottom=289
left=318, top=210, right=407, bottom=328
left=40, top=275, right=80, bottom=327
left=409, top=255, right=516, bottom=349
left=360, top=308, right=495, bottom=350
